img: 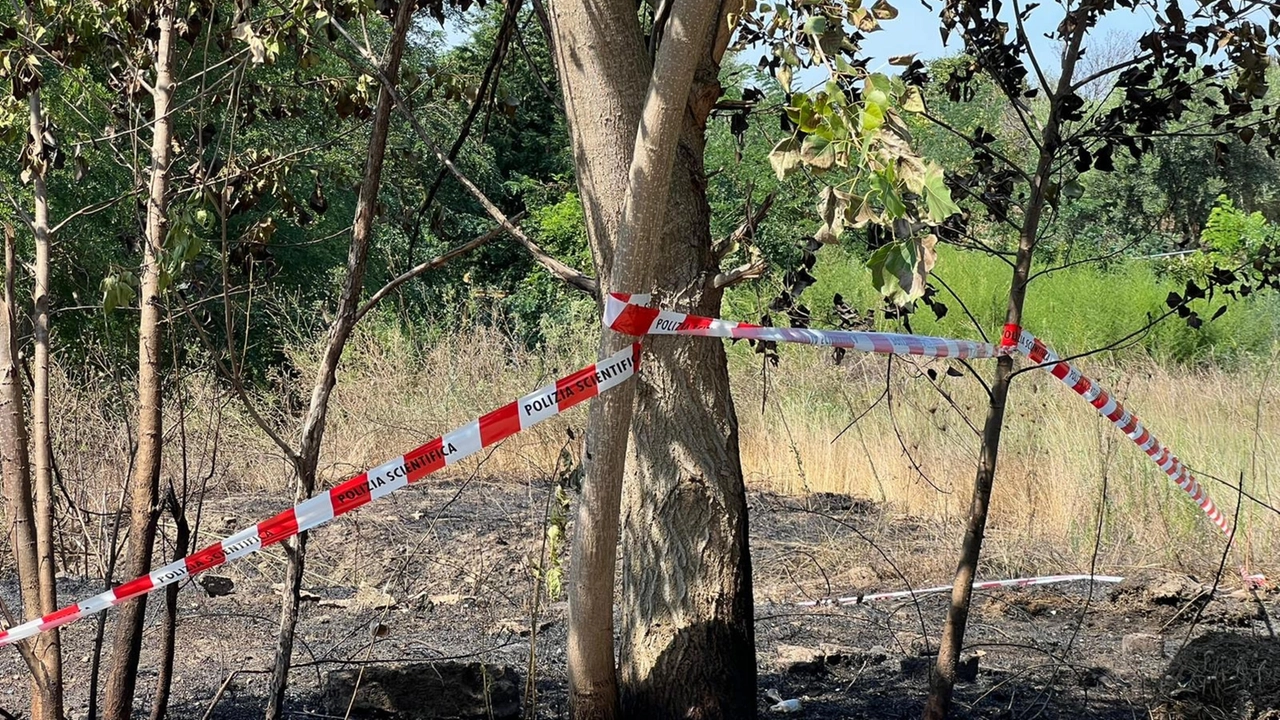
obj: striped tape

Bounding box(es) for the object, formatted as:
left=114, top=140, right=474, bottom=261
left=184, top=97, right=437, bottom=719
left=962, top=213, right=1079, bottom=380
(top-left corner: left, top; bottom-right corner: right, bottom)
left=605, top=294, right=1229, bottom=536
left=605, top=293, right=1009, bottom=359
left=796, top=574, right=1127, bottom=607
left=1010, top=327, right=1232, bottom=536
left=1, top=296, right=1234, bottom=649
left=0, top=344, right=641, bottom=649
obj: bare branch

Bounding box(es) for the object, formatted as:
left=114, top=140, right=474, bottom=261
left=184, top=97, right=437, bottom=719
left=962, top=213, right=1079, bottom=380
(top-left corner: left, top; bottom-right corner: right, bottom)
left=713, top=191, right=775, bottom=260
left=713, top=259, right=767, bottom=288
left=355, top=215, right=524, bottom=323
left=323, top=15, right=599, bottom=298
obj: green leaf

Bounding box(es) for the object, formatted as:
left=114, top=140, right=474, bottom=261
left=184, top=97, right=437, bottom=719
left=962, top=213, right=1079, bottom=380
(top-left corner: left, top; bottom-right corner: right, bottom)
left=769, top=137, right=803, bottom=180
left=921, top=165, right=960, bottom=223
left=803, top=15, right=828, bottom=33
left=866, top=234, right=937, bottom=306
left=801, top=134, right=836, bottom=170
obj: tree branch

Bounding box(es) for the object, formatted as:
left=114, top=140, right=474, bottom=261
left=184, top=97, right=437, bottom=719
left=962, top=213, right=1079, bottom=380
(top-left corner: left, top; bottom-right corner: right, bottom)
left=323, top=16, right=599, bottom=298
left=354, top=214, right=524, bottom=323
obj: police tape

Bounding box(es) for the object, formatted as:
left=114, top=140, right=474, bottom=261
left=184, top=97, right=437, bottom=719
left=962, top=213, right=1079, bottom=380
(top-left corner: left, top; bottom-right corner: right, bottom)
left=796, top=574, right=1127, bottom=607
left=0, top=296, right=1234, bottom=649
left=1004, top=326, right=1232, bottom=536
left=0, top=344, right=641, bottom=649
left=604, top=293, right=1231, bottom=536
left=604, top=293, right=1009, bottom=359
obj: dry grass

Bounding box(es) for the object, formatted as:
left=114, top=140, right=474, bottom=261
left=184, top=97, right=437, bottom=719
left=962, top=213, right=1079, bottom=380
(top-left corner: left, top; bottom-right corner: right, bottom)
left=32, top=322, right=1280, bottom=586
left=732, top=343, right=1280, bottom=578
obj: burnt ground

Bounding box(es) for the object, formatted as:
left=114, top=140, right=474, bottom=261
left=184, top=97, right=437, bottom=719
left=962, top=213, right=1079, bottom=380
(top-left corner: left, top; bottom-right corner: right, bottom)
left=2, top=478, right=1277, bottom=719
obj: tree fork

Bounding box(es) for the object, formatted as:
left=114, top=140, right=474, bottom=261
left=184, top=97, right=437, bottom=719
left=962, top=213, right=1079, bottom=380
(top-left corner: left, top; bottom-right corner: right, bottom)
left=264, top=2, right=416, bottom=717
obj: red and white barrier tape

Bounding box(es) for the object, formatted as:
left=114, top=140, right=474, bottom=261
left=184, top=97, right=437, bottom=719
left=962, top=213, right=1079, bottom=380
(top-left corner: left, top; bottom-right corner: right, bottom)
left=605, top=293, right=1008, bottom=359
left=796, top=574, right=1126, bottom=607
left=1, top=296, right=1235, bottom=649
left=0, top=345, right=641, bottom=648
left=604, top=294, right=1229, bottom=536
left=1003, top=325, right=1232, bottom=536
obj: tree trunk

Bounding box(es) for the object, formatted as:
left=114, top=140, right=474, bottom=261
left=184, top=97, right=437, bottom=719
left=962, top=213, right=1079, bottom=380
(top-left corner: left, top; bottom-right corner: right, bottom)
left=0, top=224, right=53, bottom=716
left=264, top=3, right=415, bottom=717
left=548, top=1, right=747, bottom=717
left=618, top=60, right=755, bottom=719
left=546, top=2, right=650, bottom=715
left=103, top=3, right=178, bottom=717
left=27, top=85, right=64, bottom=720
left=148, top=490, right=190, bottom=720
left=923, top=22, right=1087, bottom=719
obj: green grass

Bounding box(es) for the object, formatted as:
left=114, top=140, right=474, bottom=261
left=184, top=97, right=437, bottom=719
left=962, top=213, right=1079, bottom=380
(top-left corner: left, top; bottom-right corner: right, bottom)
left=727, top=244, right=1280, bottom=367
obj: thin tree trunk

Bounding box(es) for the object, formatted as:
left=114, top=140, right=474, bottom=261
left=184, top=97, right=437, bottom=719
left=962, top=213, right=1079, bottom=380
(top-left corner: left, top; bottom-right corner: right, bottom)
left=27, top=85, right=64, bottom=720
left=264, top=3, right=415, bottom=717
left=148, top=489, right=189, bottom=720
left=103, top=3, right=178, bottom=717
left=0, top=223, right=52, bottom=716
left=923, top=21, right=1087, bottom=720
left=545, top=2, right=648, bottom=715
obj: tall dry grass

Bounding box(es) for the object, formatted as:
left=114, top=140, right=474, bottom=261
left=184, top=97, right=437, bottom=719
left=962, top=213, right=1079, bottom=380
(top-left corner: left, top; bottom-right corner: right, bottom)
left=30, top=318, right=1279, bottom=587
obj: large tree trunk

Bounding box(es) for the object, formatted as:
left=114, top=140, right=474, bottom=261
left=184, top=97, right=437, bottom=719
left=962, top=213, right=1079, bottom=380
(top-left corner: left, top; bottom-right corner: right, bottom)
left=103, top=4, right=178, bottom=717
left=27, top=85, right=64, bottom=720
left=618, top=65, right=755, bottom=719
left=923, top=20, right=1086, bottom=720
left=264, top=3, right=415, bottom=717
left=548, top=1, right=752, bottom=717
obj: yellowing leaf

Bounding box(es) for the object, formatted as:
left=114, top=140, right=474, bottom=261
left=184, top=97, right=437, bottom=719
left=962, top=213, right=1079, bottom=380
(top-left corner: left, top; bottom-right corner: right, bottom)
left=871, top=0, right=899, bottom=19
left=768, top=137, right=803, bottom=180
left=901, top=85, right=926, bottom=113
left=814, top=186, right=851, bottom=244
left=801, top=134, right=837, bottom=170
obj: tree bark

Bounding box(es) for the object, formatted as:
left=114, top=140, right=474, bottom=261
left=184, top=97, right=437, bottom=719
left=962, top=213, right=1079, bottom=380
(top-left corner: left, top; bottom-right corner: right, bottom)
left=27, top=85, right=64, bottom=720
left=923, top=20, right=1087, bottom=720
left=103, top=3, right=178, bottom=717
left=148, top=490, right=189, bottom=720
left=264, top=3, right=415, bottom=717
left=0, top=224, right=54, bottom=718
left=548, top=0, right=750, bottom=717
left=618, top=46, right=755, bottom=718
left=546, top=2, right=650, bottom=715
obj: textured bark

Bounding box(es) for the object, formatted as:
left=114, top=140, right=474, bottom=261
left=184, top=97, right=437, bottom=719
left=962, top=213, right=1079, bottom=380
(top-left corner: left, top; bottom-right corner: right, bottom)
left=264, top=3, right=415, bottom=717
left=547, top=2, right=650, bottom=715
left=27, top=85, right=64, bottom=720
left=618, top=67, right=755, bottom=719
left=549, top=0, right=753, bottom=717
left=923, top=22, right=1087, bottom=720
left=103, top=4, right=178, bottom=717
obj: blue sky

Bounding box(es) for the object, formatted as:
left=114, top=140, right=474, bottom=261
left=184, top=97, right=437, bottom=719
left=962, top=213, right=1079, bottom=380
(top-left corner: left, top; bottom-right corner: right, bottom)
left=856, top=0, right=1160, bottom=71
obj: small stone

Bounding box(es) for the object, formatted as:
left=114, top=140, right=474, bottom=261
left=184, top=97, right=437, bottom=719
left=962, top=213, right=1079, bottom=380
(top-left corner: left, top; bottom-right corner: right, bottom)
left=1121, top=632, right=1165, bottom=657
left=198, top=575, right=235, bottom=597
